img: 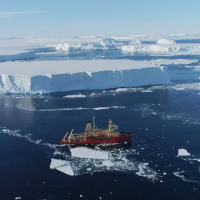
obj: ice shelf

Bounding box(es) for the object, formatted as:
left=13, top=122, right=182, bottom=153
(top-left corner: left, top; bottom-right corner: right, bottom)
left=0, top=60, right=170, bottom=93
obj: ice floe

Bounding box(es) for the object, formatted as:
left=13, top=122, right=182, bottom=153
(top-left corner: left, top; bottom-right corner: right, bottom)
left=63, top=94, right=86, bottom=98
left=70, top=147, right=109, bottom=160
left=56, top=165, right=74, bottom=176
left=102, top=160, right=114, bottom=167
left=50, top=158, right=67, bottom=169
left=50, top=159, right=74, bottom=176
left=178, top=149, right=191, bottom=156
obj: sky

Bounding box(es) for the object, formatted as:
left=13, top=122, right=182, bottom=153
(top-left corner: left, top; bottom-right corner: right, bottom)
left=1, top=0, right=200, bottom=38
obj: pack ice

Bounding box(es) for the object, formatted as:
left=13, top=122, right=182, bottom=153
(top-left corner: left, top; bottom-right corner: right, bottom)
left=0, top=60, right=170, bottom=93
left=121, top=44, right=200, bottom=52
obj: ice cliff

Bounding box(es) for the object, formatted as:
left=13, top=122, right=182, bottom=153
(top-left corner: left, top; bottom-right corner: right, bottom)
left=0, top=60, right=170, bottom=93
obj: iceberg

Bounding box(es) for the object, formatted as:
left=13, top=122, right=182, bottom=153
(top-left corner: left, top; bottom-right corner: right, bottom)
left=0, top=60, right=170, bottom=93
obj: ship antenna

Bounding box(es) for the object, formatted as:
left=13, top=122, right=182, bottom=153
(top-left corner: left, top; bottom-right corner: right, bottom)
left=93, top=116, right=95, bottom=132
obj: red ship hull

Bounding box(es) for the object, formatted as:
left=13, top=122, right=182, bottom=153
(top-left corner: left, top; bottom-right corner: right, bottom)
left=61, top=134, right=132, bottom=145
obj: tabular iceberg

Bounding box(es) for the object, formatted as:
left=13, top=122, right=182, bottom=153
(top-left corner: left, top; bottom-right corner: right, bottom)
left=0, top=60, right=170, bottom=93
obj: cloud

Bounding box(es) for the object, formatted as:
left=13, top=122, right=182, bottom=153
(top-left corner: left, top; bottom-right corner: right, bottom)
left=0, top=10, right=46, bottom=18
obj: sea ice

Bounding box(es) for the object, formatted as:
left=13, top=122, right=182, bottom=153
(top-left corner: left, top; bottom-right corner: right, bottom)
left=50, top=159, right=74, bottom=176
left=178, top=149, right=191, bottom=156
left=173, top=171, right=196, bottom=182
left=122, top=44, right=200, bottom=53
left=150, top=59, right=198, bottom=66
left=115, top=88, right=128, bottom=92
left=70, top=147, right=109, bottom=160
left=102, top=160, right=114, bottom=167
left=50, top=158, right=67, bottom=169
left=56, top=165, right=74, bottom=176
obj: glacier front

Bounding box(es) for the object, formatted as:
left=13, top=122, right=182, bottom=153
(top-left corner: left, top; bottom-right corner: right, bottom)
left=0, top=60, right=170, bottom=93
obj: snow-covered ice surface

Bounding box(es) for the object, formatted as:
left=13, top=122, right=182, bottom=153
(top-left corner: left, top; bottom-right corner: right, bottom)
left=0, top=60, right=170, bottom=93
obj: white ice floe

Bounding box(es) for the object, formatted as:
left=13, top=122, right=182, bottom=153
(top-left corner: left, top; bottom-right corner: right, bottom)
left=93, top=107, right=109, bottom=110
left=56, top=165, right=74, bottom=176
left=102, top=160, right=114, bottom=167
left=50, top=158, right=67, bottom=169
left=178, top=149, right=191, bottom=156
left=70, top=147, right=109, bottom=160
left=50, top=159, right=74, bottom=176
left=0, top=60, right=170, bottom=93
left=15, top=197, right=21, bottom=200
left=157, top=39, right=176, bottom=44
left=63, top=94, right=86, bottom=98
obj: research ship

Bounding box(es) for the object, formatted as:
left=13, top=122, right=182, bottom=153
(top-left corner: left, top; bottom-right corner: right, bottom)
left=61, top=117, right=132, bottom=145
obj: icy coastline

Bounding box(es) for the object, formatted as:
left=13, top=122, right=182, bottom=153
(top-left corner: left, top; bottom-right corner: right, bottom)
left=0, top=60, right=170, bottom=93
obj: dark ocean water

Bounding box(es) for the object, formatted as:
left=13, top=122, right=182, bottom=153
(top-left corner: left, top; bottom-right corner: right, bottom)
left=1, top=88, right=200, bottom=200
left=1, top=48, right=200, bottom=200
